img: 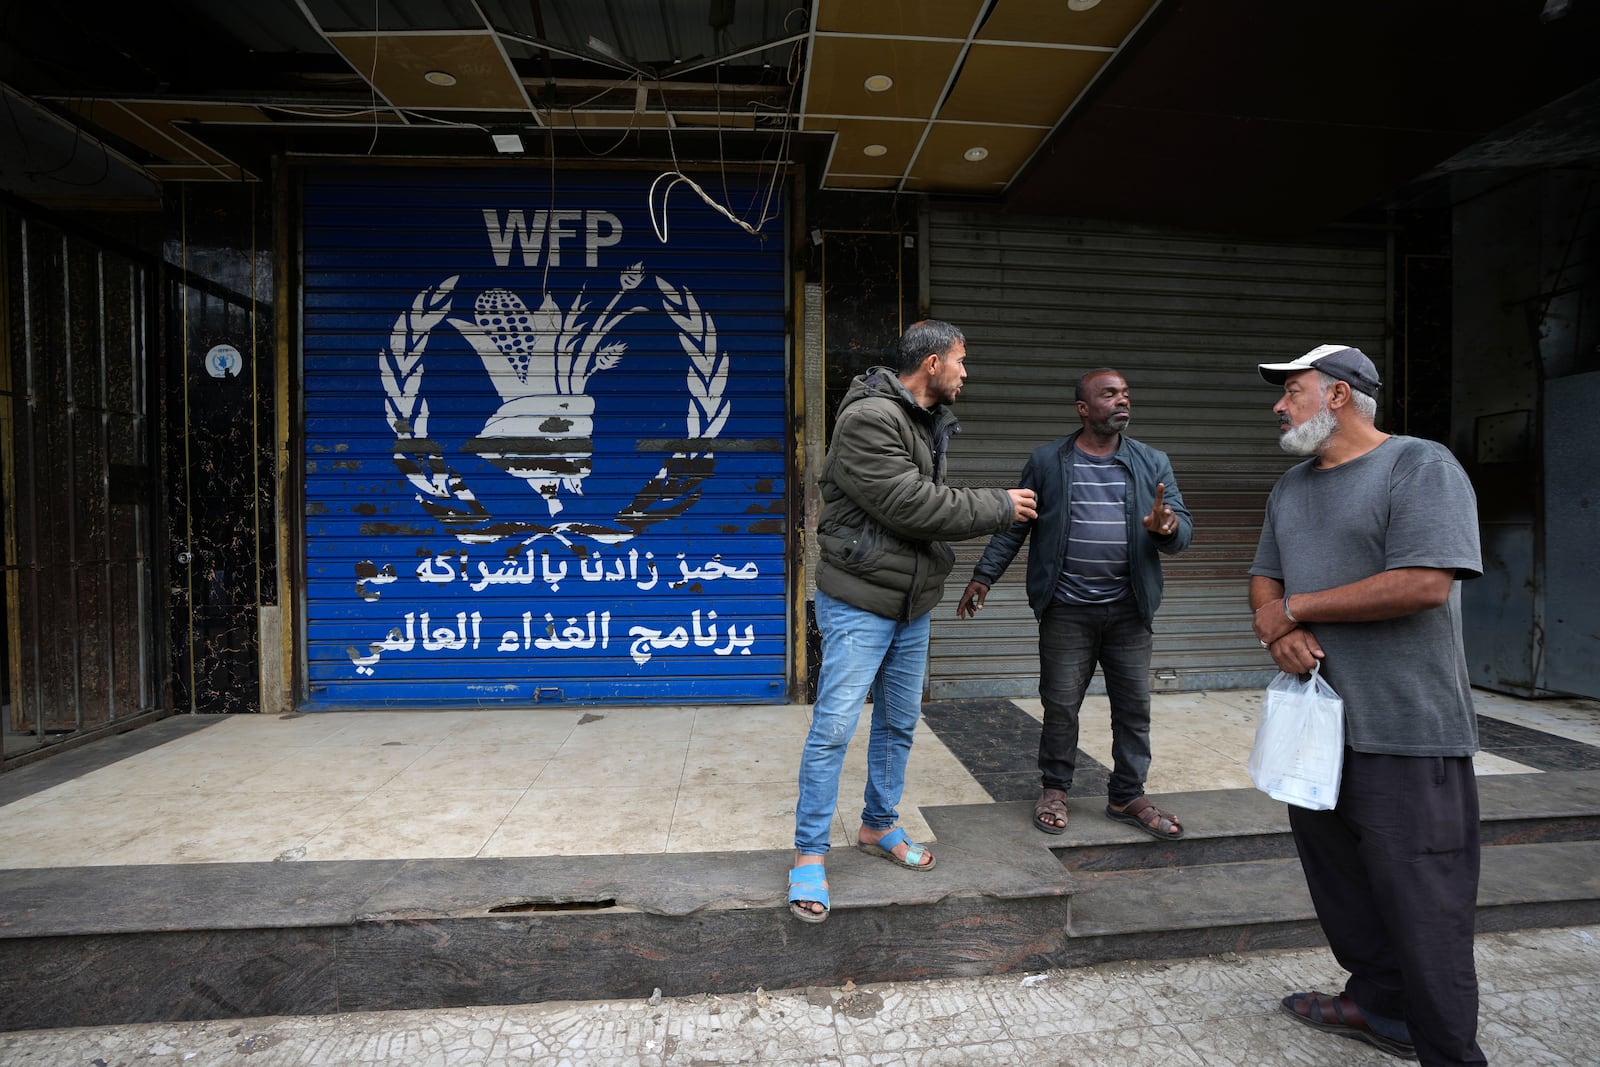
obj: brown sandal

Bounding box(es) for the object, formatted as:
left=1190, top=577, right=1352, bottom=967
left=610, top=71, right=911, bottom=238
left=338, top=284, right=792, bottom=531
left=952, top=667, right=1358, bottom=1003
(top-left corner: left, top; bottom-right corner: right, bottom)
left=1281, top=991, right=1416, bottom=1059
left=1033, top=788, right=1069, bottom=835
left=1105, top=796, right=1185, bottom=840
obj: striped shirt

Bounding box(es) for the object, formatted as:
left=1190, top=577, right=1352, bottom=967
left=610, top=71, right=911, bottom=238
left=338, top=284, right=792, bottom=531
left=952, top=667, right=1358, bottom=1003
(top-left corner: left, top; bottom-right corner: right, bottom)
left=1053, top=446, right=1130, bottom=604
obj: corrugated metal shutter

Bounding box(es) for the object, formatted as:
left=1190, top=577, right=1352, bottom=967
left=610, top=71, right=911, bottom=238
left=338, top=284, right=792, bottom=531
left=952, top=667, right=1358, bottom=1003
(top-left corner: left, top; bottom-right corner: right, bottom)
left=925, top=211, right=1387, bottom=696
left=301, top=168, right=788, bottom=707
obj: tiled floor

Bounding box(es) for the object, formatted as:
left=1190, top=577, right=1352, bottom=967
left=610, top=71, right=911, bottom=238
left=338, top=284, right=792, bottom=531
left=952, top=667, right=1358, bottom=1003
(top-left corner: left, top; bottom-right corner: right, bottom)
left=0, top=688, right=1597, bottom=869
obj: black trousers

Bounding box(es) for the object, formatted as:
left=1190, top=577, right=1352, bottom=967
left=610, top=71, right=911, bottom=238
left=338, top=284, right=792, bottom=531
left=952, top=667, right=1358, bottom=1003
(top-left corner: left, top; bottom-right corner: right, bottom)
left=1288, top=750, right=1486, bottom=1066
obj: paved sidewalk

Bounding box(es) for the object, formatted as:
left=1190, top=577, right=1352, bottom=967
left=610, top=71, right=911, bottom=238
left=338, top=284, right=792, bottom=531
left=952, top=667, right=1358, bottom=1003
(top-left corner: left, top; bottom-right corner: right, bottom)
left=2, top=925, right=1594, bottom=1066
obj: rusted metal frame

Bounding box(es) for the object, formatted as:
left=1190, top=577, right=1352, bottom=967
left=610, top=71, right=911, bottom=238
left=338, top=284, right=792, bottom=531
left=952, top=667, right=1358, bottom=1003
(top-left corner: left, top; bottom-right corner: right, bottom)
left=0, top=212, right=16, bottom=750
left=788, top=169, right=805, bottom=700
left=16, top=218, right=44, bottom=739
left=275, top=159, right=299, bottom=712
left=62, top=231, right=84, bottom=733
left=132, top=262, right=155, bottom=715
left=93, top=248, right=118, bottom=726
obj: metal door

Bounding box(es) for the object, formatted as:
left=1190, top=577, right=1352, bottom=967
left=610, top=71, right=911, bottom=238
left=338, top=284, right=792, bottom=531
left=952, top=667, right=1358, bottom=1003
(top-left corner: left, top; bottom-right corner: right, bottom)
left=925, top=211, right=1387, bottom=695
left=301, top=168, right=788, bottom=707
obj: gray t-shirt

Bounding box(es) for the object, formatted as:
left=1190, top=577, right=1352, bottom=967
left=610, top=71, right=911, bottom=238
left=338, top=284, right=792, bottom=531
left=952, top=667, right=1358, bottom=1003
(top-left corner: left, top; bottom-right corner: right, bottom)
left=1249, top=436, right=1482, bottom=756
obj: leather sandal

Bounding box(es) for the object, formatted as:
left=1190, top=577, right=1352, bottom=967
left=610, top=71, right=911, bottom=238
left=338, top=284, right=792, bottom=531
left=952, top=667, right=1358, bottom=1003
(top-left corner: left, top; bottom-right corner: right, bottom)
left=1280, top=991, right=1417, bottom=1060
left=1033, top=788, right=1069, bottom=835
left=1104, top=796, right=1185, bottom=839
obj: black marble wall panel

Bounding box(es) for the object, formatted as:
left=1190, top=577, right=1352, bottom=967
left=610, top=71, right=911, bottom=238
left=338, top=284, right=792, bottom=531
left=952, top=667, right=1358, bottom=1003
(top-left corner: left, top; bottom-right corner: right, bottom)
left=0, top=928, right=339, bottom=1030
left=802, top=192, right=920, bottom=696
left=163, top=184, right=276, bottom=714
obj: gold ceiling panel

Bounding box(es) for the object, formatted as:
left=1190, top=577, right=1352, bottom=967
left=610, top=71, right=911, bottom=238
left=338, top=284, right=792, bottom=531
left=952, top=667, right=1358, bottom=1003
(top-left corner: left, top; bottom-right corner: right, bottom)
left=63, top=100, right=263, bottom=164
left=330, top=31, right=530, bottom=111
left=804, top=2, right=1158, bottom=194
left=938, top=44, right=1105, bottom=127
left=145, top=163, right=247, bottom=181
left=825, top=119, right=929, bottom=177
left=804, top=36, right=964, bottom=122
left=670, top=112, right=759, bottom=130
left=978, top=0, right=1157, bottom=47
left=910, top=122, right=1049, bottom=189
left=544, top=111, right=673, bottom=130
left=824, top=174, right=902, bottom=190
left=815, top=0, right=986, bottom=40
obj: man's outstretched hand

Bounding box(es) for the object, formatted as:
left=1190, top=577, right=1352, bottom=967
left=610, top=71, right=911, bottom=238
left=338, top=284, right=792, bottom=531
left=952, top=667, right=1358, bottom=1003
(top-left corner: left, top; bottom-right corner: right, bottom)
left=1142, top=482, right=1177, bottom=537
left=956, top=580, right=990, bottom=619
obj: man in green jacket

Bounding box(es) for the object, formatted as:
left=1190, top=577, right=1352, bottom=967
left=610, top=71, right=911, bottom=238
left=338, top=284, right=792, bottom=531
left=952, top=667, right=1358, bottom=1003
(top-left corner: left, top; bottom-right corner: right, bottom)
left=957, top=369, right=1192, bottom=841
left=788, top=319, right=1037, bottom=923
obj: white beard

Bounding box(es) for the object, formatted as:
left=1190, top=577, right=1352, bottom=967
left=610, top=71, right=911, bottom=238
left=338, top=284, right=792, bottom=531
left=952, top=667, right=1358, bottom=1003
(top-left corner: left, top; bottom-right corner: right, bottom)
left=1279, top=404, right=1338, bottom=456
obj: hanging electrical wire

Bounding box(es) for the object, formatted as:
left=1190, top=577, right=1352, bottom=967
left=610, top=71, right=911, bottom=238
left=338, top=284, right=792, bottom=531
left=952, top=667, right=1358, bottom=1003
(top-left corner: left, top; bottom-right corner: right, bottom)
left=647, top=11, right=805, bottom=243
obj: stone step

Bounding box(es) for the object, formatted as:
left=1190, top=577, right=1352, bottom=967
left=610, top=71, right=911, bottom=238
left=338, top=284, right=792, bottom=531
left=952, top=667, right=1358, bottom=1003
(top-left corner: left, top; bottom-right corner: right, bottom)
left=1070, top=839, right=1600, bottom=936
left=956, top=771, right=1600, bottom=874
left=2, top=772, right=1595, bottom=1032
left=1047, top=840, right=1600, bottom=970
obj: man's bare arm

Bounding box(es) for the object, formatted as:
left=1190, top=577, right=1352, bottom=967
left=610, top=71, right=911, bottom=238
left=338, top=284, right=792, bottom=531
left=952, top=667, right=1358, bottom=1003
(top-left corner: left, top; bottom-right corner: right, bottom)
left=1252, top=567, right=1456, bottom=646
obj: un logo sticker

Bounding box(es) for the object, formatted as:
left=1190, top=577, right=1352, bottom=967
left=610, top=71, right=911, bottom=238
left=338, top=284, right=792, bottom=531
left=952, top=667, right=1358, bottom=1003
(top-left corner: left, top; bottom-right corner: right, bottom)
left=380, top=266, right=729, bottom=548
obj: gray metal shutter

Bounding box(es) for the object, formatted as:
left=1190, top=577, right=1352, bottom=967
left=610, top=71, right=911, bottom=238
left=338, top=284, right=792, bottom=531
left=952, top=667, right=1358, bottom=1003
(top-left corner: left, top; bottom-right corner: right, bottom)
left=301, top=168, right=788, bottom=708
left=925, top=211, right=1386, bottom=696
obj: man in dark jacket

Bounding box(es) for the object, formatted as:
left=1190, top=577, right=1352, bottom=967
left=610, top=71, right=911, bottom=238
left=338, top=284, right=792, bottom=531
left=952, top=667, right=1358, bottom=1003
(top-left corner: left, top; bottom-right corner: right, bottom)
left=789, top=319, right=1037, bottom=923
left=957, top=369, right=1192, bottom=840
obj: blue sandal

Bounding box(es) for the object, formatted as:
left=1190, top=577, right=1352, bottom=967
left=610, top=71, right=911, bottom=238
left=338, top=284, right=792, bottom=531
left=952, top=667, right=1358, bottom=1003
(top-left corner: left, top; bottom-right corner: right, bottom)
left=856, top=827, right=936, bottom=871
left=787, top=864, right=829, bottom=923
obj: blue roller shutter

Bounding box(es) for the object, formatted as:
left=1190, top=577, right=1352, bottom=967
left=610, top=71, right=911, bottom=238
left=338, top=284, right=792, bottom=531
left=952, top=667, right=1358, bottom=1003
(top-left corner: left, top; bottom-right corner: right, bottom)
left=301, top=167, right=788, bottom=707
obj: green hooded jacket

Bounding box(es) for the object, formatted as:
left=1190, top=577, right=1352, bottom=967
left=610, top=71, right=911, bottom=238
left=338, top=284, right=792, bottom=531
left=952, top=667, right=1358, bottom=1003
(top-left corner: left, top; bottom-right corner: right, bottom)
left=816, top=366, right=1015, bottom=621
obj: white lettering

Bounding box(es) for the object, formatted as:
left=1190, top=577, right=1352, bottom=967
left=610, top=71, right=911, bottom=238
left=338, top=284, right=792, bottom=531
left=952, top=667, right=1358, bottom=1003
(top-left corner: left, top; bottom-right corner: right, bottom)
left=545, top=210, right=582, bottom=266
left=585, top=211, right=622, bottom=266
left=483, top=209, right=550, bottom=267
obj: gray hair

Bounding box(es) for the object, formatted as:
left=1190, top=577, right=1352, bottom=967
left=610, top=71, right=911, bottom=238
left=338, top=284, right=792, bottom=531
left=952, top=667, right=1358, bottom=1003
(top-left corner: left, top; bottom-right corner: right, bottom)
left=1316, top=370, right=1377, bottom=419
left=896, top=319, right=965, bottom=375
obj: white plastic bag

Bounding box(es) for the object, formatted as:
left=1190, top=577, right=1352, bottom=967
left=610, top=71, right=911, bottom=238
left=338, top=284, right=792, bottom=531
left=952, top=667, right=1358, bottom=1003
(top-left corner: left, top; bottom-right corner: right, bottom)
left=1248, top=663, right=1345, bottom=810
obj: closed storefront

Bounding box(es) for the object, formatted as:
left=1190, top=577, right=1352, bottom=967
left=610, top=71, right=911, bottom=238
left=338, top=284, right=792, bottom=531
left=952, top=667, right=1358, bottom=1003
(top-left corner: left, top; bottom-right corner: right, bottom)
left=925, top=211, right=1387, bottom=696
left=300, top=168, right=788, bottom=707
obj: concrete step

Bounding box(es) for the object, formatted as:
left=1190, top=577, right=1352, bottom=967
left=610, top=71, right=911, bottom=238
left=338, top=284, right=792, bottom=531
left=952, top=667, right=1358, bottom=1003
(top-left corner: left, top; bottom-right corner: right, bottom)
left=1, top=771, right=1595, bottom=1032
left=1014, top=769, right=1600, bottom=873
left=1054, top=841, right=1600, bottom=969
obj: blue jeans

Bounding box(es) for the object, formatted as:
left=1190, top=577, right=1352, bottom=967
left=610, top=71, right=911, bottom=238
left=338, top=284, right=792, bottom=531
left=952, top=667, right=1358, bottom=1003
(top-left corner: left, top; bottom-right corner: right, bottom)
left=1037, top=597, right=1153, bottom=806
left=794, top=589, right=930, bottom=855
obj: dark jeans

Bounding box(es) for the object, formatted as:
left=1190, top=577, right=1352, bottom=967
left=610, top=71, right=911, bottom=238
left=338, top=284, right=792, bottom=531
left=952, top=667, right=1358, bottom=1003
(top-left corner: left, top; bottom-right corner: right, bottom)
left=1289, top=750, right=1485, bottom=1066
left=1036, top=597, right=1152, bottom=806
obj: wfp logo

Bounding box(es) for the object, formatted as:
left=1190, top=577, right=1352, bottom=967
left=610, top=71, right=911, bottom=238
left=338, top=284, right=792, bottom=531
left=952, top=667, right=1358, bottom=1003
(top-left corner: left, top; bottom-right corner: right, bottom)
left=380, top=265, right=728, bottom=546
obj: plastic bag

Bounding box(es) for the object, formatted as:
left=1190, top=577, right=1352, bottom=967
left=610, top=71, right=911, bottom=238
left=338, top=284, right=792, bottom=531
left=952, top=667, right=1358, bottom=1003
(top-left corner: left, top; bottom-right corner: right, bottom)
left=1248, top=663, right=1345, bottom=810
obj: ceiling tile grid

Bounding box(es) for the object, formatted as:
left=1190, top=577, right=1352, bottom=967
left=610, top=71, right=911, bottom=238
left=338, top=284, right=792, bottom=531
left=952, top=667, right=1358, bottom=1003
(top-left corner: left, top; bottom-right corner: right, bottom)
left=801, top=0, right=1161, bottom=196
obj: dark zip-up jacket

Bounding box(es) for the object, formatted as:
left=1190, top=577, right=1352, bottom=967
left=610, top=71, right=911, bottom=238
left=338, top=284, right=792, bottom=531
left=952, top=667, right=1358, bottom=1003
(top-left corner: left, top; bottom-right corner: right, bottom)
left=970, top=430, right=1192, bottom=632
left=816, top=367, right=1016, bottom=621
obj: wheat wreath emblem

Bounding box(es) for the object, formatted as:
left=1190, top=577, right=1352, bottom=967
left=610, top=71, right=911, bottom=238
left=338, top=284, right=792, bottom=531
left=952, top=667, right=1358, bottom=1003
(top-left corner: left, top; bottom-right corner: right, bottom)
left=380, top=270, right=728, bottom=547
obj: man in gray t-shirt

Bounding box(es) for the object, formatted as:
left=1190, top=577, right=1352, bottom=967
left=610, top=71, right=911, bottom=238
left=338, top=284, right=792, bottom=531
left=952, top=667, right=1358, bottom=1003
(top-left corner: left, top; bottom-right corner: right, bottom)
left=1249, top=345, right=1485, bottom=1066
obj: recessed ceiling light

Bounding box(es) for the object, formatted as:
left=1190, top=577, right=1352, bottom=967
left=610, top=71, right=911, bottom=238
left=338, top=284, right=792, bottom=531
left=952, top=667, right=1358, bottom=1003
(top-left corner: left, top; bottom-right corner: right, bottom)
left=423, top=70, right=457, bottom=87
left=862, top=144, right=888, bottom=157
left=863, top=74, right=893, bottom=93
left=492, top=132, right=525, bottom=154
left=1067, top=0, right=1103, bottom=10
left=963, top=146, right=989, bottom=162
